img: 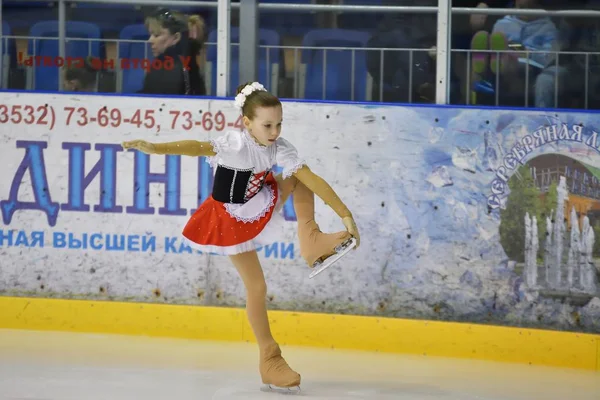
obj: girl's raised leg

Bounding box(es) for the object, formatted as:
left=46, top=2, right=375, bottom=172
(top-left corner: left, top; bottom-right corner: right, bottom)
left=275, top=174, right=352, bottom=268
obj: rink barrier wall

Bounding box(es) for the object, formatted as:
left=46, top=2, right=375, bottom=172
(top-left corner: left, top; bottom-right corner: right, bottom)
left=0, top=296, right=599, bottom=372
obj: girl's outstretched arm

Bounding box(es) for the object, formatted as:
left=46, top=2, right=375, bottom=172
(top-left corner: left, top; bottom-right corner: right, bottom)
left=293, top=165, right=360, bottom=247
left=121, top=140, right=216, bottom=157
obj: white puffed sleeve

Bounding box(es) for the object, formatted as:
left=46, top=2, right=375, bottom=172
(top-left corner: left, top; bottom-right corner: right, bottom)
left=210, top=130, right=244, bottom=155
left=207, top=130, right=244, bottom=167
left=275, top=137, right=306, bottom=179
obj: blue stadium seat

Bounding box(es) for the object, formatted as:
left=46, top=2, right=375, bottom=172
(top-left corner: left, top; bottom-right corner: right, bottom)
left=206, top=27, right=281, bottom=96
left=27, top=21, right=104, bottom=91
left=258, top=0, right=316, bottom=37
left=301, top=29, right=372, bottom=101
left=69, top=4, right=204, bottom=34
left=69, top=4, right=143, bottom=34
left=2, top=21, right=17, bottom=88
left=2, top=2, right=57, bottom=30
left=207, top=0, right=315, bottom=38
left=2, top=21, right=16, bottom=65
left=118, top=24, right=153, bottom=93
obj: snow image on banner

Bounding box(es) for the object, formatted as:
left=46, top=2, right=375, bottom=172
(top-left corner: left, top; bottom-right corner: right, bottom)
left=1, top=92, right=599, bottom=333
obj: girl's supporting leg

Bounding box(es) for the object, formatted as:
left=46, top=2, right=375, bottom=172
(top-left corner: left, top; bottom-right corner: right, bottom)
left=229, top=250, right=274, bottom=347
left=229, top=250, right=300, bottom=388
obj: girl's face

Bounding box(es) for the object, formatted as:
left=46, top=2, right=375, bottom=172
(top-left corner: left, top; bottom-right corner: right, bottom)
left=244, top=106, right=283, bottom=147
left=147, top=20, right=180, bottom=57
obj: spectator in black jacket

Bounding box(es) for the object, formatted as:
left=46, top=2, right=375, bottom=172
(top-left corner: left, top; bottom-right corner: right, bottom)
left=140, top=8, right=206, bottom=96
left=365, top=0, right=439, bottom=103
left=365, top=0, right=510, bottom=104
left=556, top=1, right=600, bottom=108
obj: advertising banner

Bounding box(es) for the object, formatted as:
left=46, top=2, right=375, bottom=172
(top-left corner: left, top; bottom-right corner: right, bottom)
left=1, top=92, right=599, bottom=333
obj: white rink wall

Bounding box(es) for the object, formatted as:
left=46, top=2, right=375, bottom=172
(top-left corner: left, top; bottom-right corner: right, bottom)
left=1, top=92, right=600, bottom=333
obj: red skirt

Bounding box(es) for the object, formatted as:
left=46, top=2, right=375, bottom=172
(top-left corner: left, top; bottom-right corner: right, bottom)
left=181, top=173, right=280, bottom=255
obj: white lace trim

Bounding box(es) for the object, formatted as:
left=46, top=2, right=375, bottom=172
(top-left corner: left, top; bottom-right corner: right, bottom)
left=223, top=183, right=276, bottom=224
left=183, top=212, right=279, bottom=256
left=209, top=137, right=224, bottom=153
left=243, top=130, right=269, bottom=150
left=184, top=238, right=259, bottom=256
left=205, top=156, right=218, bottom=168
left=206, top=137, right=222, bottom=168
left=282, top=160, right=307, bottom=179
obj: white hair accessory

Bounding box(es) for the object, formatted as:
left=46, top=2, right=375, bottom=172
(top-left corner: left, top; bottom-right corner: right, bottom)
left=234, top=82, right=267, bottom=110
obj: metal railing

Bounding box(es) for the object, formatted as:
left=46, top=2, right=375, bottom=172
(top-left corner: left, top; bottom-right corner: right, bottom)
left=4, top=35, right=115, bottom=91
left=454, top=48, right=600, bottom=110
left=0, top=34, right=437, bottom=103
left=3, top=0, right=600, bottom=108
left=5, top=31, right=600, bottom=111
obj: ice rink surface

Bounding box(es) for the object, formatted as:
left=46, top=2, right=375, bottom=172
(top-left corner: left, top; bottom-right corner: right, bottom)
left=0, top=329, right=598, bottom=400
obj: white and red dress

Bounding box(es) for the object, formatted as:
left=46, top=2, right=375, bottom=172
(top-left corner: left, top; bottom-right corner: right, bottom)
left=182, top=129, right=306, bottom=255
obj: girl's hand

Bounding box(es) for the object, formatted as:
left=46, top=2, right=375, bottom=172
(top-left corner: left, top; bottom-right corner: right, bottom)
left=122, top=140, right=156, bottom=154
left=342, top=216, right=360, bottom=249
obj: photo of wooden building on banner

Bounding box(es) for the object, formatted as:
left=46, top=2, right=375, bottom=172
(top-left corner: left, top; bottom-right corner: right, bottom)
left=528, top=153, right=600, bottom=228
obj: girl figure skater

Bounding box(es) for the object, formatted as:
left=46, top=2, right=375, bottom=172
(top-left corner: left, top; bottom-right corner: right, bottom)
left=122, top=81, right=360, bottom=393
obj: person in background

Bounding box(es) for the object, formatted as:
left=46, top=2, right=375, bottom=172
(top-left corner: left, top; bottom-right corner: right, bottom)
left=556, top=0, right=600, bottom=109
left=187, top=13, right=206, bottom=76
left=365, top=0, right=439, bottom=104
left=451, top=0, right=511, bottom=103
left=461, top=0, right=512, bottom=33
left=366, top=0, right=510, bottom=104
left=63, top=56, right=98, bottom=92
left=470, top=0, right=565, bottom=107
left=140, top=7, right=206, bottom=96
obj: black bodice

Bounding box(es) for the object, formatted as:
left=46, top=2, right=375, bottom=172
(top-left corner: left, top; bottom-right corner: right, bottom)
left=212, top=165, right=270, bottom=204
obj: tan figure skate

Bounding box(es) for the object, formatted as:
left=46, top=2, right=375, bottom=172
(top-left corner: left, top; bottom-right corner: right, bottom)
left=298, top=219, right=357, bottom=279
left=259, top=342, right=301, bottom=394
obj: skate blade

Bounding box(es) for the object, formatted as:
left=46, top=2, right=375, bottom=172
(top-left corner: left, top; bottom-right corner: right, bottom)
left=260, top=384, right=301, bottom=394
left=308, top=237, right=357, bottom=279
